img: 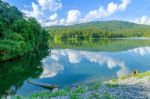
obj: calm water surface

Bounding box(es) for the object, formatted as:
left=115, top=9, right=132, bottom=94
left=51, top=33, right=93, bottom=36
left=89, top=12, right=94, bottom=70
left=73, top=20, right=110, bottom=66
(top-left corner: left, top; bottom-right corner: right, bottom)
left=0, top=39, right=150, bottom=97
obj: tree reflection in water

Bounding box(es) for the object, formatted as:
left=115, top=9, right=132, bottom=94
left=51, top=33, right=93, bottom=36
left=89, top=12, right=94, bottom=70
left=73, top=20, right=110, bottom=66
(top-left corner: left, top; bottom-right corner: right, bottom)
left=0, top=48, right=48, bottom=98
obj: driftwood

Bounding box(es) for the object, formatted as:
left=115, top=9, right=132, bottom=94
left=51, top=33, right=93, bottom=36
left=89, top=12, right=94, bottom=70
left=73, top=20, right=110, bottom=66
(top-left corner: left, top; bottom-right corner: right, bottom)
left=27, top=80, right=58, bottom=90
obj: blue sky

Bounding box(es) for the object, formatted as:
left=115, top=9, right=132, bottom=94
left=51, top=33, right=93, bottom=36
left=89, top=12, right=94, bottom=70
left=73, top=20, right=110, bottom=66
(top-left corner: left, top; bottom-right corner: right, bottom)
left=3, top=0, right=150, bottom=26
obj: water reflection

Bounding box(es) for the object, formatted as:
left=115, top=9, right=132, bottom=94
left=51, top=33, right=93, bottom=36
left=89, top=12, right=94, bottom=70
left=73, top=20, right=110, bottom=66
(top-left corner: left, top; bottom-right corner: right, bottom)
left=0, top=49, right=48, bottom=98
left=49, top=39, right=150, bottom=51
left=128, top=47, right=150, bottom=56
left=40, top=62, right=64, bottom=78
left=41, top=47, right=150, bottom=79
left=1, top=39, right=150, bottom=97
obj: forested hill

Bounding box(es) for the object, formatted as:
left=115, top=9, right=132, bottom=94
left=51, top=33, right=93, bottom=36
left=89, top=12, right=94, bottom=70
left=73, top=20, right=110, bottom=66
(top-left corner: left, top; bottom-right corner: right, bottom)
left=0, top=1, right=48, bottom=62
left=48, top=21, right=150, bottom=31
left=48, top=21, right=150, bottom=39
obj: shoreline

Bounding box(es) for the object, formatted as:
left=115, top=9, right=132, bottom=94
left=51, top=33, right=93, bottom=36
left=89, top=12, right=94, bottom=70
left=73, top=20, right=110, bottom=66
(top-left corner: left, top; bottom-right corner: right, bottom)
left=15, top=71, right=150, bottom=99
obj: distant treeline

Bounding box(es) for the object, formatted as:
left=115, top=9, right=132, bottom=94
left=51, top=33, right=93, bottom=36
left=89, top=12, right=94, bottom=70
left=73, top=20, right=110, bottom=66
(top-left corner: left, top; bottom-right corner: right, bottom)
left=48, top=21, right=150, bottom=40
left=0, top=1, right=48, bottom=61
left=48, top=38, right=150, bottom=52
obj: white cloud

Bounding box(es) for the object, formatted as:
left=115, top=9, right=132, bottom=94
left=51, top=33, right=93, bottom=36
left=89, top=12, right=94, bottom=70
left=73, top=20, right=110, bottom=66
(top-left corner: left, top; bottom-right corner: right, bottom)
left=22, top=0, right=62, bottom=26
left=60, top=18, right=66, bottom=25
left=40, top=47, right=150, bottom=79
left=129, top=16, right=150, bottom=25
left=128, top=47, right=150, bottom=56
left=38, top=0, right=62, bottom=12
left=49, top=13, right=58, bottom=21
left=44, top=49, right=130, bottom=77
left=22, top=0, right=130, bottom=26
left=40, top=62, right=64, bottom=78
left=43, top=13, right=59, bottom=26
left=83, top=0, right=130, bottom=22
left=107, top=2, right=118, bottom=14
left=23, top=2, right=43, bottom=19
left=66, top=10, right=81, bottom=25
left=67, top=50, right=81, bottom=63
left=82, top=7, right=107, bottom=22
left=60, top=10, right=81, bottom=25
left=59, top=0, right=130, bottom=25
left=38, top=0, right=46, bottom=7
left=44, top=20, right=59, bottom=26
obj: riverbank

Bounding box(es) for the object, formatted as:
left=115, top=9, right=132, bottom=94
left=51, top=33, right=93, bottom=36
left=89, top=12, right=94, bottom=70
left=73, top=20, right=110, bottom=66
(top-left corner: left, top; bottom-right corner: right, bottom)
left=15, top=71, right=150, bottom=99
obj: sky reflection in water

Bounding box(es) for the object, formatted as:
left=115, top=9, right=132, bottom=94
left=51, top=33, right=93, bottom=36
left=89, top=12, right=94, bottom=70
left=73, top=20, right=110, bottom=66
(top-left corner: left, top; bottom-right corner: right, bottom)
left=40, top=47, right=150, bottom=81
left=14, top=46, right=150, bottom=96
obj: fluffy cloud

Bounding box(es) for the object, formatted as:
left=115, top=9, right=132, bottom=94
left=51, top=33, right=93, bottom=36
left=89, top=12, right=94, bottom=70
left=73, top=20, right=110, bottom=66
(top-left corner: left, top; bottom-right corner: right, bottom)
left=66, top=10, right=81, bottom=24
left=59, top=0, right=130, bottom=25
left=23, top=2, right=43, bottom=19
left=43, top=49, right=130, bottom=77
left=40, top=62, right=64, bottom=78
left=81, top=7, right=106, bottom=22
left=22, top=0, right=62, bottom=26
left=38, top=0, right=62, bottom=12
left=49, top=13, right=58, bottom=21
left=107, top=3, right=118, bottom=14
left=22, top=0, right=130, bottom=26
left=128, top=47, right=150, bottom=56
left=129, top=16, right=150, bottom=25
left=60, top=10, right=81, bottom=25
left=38, top=47, right=150, bottom=79
left=83, top=0, right=130, bottom=22
left=67, top=50, right=81, bottom=63
left=43, top=13, right=59, bottom=26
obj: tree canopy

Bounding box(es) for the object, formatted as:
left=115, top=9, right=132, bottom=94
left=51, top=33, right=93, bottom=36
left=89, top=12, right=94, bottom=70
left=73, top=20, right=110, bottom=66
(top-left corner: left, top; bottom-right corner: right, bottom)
left=0, top=0, right=48, bottom=62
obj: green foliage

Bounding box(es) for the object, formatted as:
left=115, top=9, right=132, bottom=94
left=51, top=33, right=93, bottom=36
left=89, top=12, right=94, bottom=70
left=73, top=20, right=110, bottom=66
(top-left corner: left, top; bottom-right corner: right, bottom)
left=49, top=38, right=150, bottom=52
left=14, top=96, right=23, bottom=99
left=48, top=21, right=150, bottom=41
left=120, top=71, right=150, bottom=80
left=104, top=93, right=113, bottom=99
left=26, top=86, right=86, bottom=99
left=14, top=71, right=150, bottom=99
left=0, top=1, right=48, bottom=61
left=106, top=83, right=119, bottom=88
left=89, top=82, right=101, bottom=90
left=89, top=93, right=100, bottom=99
left=72, top=86, right=86, bottom=94
left=0, top=48, right=48, bottom=97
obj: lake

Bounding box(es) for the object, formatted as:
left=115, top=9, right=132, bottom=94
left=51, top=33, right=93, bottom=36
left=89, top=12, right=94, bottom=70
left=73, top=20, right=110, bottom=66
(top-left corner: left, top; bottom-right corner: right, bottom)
left=0, top=39, right=150, bottom=98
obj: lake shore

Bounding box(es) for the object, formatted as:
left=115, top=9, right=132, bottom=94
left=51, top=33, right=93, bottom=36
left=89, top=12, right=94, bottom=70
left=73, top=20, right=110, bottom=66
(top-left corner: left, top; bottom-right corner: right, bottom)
left=15, top=71, right=150, bottom=99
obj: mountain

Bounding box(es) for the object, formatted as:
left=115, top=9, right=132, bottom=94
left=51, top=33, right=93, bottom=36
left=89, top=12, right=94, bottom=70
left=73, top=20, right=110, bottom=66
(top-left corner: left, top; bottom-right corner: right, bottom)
left=48, top=20, right=149, bottom=30
left=47, top=21, right=150, bottom=39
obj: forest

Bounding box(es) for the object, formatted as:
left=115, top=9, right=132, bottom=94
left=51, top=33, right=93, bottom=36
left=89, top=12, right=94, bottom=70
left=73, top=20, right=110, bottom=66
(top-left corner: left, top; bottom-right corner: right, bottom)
left=0, top=0, right=48, bottom=62
left=48, top=21, right=150, bottom=41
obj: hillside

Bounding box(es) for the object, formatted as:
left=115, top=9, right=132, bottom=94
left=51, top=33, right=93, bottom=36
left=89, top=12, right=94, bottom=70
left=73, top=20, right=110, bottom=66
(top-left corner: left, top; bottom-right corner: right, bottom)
left=48, top=21, right=150, bottom=31
left=48, top=21, right=150, bottom=40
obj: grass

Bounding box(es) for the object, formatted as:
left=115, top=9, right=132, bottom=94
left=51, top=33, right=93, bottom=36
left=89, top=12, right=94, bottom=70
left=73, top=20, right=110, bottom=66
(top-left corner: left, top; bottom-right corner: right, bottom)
left=30, top=90, right=68, bottom=98
left=89, top=92, right=100, bottom=99
left=105, top=83, right=119, bottom=88
left=14, top=71, right=150, bottom=99
left=105, top=78, right=119, bottom=88
left=105, top=71, right=150, bottom=87
left=104, top=93, right=115, bottom=99
left=14, top=86, right=87, bottom=99
left=89, top=82, right=101, bottom=90
left=120, top=71, right=150, bottom=80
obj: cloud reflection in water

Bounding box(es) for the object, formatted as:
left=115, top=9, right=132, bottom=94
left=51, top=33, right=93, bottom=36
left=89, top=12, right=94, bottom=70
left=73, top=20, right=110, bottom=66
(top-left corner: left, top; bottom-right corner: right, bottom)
left=128, top=47, right=150, bottom=56
left=40, top=47, right=150, bottom=78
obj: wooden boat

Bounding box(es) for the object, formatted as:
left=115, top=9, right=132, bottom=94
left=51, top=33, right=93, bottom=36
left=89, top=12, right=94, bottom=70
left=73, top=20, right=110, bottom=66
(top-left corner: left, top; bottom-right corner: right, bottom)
left=27, top=80, right=58, bottom=90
